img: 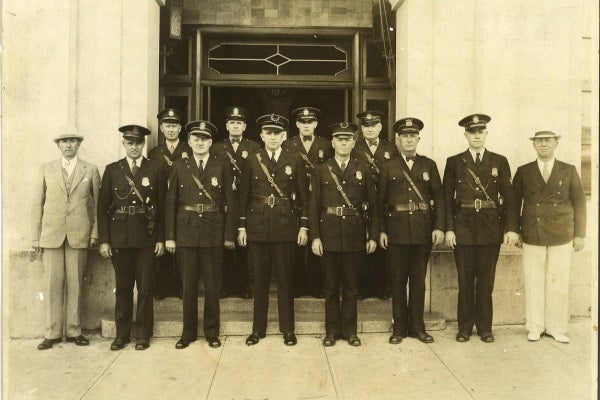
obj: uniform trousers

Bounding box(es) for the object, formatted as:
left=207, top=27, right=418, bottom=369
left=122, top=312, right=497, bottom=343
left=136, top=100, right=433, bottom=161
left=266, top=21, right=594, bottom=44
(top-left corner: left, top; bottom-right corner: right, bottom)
left=111, top=248, right=155, bottom=339
left=454, top=244, right=500, bottom=335
left=388, top=243, right=433, bottom=336
left=222, top=245, right=250, bottom=296
left=359, top=247, right=389, bottom=298
left=323, top=251, right=362, bottom=338
left=293, top=246, right=323, bottom=297
left=522, top=242, right=572, bottom=336
left=43, top=239, right=87, bottom=339
left=154, top=252, right=182, bottom=298
left=178, top=247, right=222, bottom=340
left=248, top=241, right=295, bottom=334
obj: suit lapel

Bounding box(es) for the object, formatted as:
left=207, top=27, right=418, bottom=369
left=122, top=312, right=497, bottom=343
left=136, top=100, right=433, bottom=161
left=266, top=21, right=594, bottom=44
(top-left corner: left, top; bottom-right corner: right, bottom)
left=538, top=161, right=564, bottom=200
left=69, top=161, right=86, bottom=194
left=53, top=159, right=68, bottom=194
left=119, top=158, right=134, bottom=180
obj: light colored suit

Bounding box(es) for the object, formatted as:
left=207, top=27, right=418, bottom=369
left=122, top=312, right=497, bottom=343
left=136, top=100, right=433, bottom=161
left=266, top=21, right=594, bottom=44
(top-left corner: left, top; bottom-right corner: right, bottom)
left=31, top=158, right=101, bottom=339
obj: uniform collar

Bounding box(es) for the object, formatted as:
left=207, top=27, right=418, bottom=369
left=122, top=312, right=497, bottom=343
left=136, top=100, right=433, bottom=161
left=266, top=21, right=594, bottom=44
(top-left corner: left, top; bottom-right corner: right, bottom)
left=468, top=148, right=486, bottom=162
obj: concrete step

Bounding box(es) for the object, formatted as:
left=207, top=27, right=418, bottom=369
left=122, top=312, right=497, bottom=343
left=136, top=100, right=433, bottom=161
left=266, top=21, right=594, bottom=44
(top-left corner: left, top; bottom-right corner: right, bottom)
left=101, top=296, right=446, bottom=338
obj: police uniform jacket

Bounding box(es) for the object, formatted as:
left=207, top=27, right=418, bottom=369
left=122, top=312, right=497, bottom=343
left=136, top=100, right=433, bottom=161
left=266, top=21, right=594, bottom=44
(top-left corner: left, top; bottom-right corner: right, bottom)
left=443, top=150, right=518, bottom=245
left=308, top=158, right=379, bottom=252
left=165, top=156, right=237, bottom=247
left=351, top=139, right=399, bottom=182
left=148, top=141, right=192, bottom=177
left=513, top=160, right=586, bottom=246
left=98, top=158, right=166, bottom=247
left=238, top=148, right=308, bottom=243
left=282, top=135, right=333, bottom=173
left=378, top=155, right=445, bottom=245
left=211, top=138, right=261, bottom=185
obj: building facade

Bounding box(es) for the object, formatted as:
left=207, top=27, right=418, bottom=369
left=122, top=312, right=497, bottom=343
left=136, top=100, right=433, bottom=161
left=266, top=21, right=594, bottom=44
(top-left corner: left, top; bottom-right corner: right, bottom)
left=2, top=0, right=598, bottom=337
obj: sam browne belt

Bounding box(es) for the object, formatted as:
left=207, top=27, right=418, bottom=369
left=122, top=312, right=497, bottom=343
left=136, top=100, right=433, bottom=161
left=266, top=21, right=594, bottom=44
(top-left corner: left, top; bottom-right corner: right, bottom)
left=460, top=199, right=497, bottom=210
left=386, top=202, right=429, bottom=212
left=181, top=203, right=221, bottom=213
left=114, top=205, right=146, bottom=215
left=323, top=206, right=361, bottom=216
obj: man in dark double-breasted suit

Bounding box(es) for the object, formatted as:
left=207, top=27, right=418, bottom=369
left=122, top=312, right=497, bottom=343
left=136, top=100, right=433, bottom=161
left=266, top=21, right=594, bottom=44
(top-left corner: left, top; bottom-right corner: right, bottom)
left=309, top=122, right=379, bottom=347
left=513, top=130, right=586, bottom=344
left=378, top=118, right=445, bottom=345
left=148, top=108, right=190, bottom=299
left=211, top=106, right=261, bottom=299
left=443, top=114, right=519, bottom=343
left=352, top=111, right=399, bottom=299
left=98, top=125, right=166, bottom=351
left=282, top=106, right=333, bottom=298
left=238, top=113, right=309, bottom=346
left=165, top=120, right=237, bottom=349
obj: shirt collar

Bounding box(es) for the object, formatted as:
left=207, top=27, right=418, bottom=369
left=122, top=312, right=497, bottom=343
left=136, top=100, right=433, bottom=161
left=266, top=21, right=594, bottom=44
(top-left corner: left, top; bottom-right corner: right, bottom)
left=401, top=153, right=417, bottom=163
left=194, top=154, right=210, bottom=165
left=468, top=148, right=486, bottom=162
left=267, top=147, right=282, bottom=159
left=537, top=157, right=555, bottom=171
left=334, top=157, right=350, bottom=168
left=126, top=156, right=142, bottom=168
left=166, top=139, right=179, bottom=148
left=61, top=156, right=78, bottom=168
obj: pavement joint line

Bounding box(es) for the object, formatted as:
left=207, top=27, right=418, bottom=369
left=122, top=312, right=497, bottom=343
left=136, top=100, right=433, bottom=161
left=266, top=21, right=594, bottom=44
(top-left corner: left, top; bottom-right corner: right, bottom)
left=426, top=343, right=477, bottom=400
left=321, top=338, right=340, bottom=399
left=79, top=349, right=123, bottom=400
left=205, top=336, right=226, bottom=400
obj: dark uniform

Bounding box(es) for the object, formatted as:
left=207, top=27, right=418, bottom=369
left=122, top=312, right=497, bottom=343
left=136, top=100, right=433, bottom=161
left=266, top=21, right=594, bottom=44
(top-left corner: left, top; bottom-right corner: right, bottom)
left=239, top=114, right=308, bottom=345
left=282, top=106, right=333, bottom=298
left=98, top=125, right=166, bottom=350
left=210, top=106, right=260, bottom=298
left=352, top=111, right=399, bottom=299
left=378, top=118, right=445, bottom=344
left=165, top=120, right=236, bottom=349
left=309, top=123, right=379, bottom=346
left=443, top=114, right=518, bottom=342
left=148, top=108, right=190, bottom=299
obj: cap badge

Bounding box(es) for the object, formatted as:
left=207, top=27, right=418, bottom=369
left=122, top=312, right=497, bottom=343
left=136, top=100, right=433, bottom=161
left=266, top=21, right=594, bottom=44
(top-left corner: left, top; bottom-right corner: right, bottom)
left=340, top=122, right=349, bottom=128
left=405, top=119, right=413, bottom=127
left=356, top=171, right=362, bottom=180
left=366, top=113, right=372, bottom=120
left=318, top=149, right=324, bottom=159
left=423, top=172, right=430, bottom=181
left=271, top=114, right=280, bottom=122
left=285, top=165, right=292, bottom=175
left=200, top=122, right=206, bottom=130
left=168, top=110, right=174, bottom=117
left=211, top=177, right=219, bottom=187
left=303, top=109, right=309, bottom=115
left=242, top=150, right=248, bottom=158
left=233, top=108, right=239, bottom=115
left=473, top=116, right=479, bottom=123
left=142, top=177, right=150, bottom=187
left=491, top=167, right=498, bottom=177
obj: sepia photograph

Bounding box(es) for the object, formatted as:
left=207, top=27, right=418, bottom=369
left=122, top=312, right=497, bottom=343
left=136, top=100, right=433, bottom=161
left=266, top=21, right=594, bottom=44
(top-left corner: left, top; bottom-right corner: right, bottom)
left=2, top=0, right=598, bottom=399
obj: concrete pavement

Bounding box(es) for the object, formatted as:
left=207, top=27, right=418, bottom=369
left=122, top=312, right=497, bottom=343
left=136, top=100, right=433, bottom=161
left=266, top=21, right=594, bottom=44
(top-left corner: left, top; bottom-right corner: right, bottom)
left=4, top=318, right=596, bottom=400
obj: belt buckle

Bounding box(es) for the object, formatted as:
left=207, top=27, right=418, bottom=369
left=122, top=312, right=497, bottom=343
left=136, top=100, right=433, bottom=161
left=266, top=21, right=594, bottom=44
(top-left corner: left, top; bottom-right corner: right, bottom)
left=128, top=205, right=136, bottom=215
left=474, top=199, right=482, bottom=210
left=408, top=202, right=417, bottom=212
left=335, top=206, right=343, bottom=216
left=267, top=194, right=275, bottom=208
left=197, top=204, right=204, bottom=213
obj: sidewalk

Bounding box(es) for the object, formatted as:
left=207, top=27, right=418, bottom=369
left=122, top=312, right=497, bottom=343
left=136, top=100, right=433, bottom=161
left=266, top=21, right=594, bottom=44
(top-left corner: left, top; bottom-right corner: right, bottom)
left=4, top=318, right=596, bottom=400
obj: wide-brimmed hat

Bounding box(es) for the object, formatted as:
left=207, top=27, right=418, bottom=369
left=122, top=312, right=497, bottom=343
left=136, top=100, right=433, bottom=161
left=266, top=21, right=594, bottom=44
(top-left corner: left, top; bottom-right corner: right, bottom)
left=529, top=131, right=561, bottom=140
left=53, top=126, right=84, bottom=143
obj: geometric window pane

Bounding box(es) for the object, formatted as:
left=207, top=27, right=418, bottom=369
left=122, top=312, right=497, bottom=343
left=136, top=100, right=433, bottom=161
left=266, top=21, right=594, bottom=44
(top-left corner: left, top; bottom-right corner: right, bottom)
left=208, top=59, right=277, bottom=75
left=209, top=44, right=277, bottom=59
left=280, top=60, right=347, bottom=76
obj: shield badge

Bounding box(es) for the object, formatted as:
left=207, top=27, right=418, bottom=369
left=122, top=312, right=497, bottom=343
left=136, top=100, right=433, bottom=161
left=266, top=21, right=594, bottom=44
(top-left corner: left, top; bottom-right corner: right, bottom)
left=423, top=172, right=430, bottom=181
left=242, top=150, right=248, bottom=158
left=211, top=177, right=219, bottom=187
left=285, top=165, right=292, bottom=175
left=491, top=167, right=498, bottom=177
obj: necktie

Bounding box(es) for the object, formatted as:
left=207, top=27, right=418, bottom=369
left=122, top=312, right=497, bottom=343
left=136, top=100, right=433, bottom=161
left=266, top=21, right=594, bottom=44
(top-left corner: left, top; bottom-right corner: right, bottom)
left=542, top=162, right=550, bottom=183
left=302, top=136, right=313, bottom=142
left=63, top=161, right=70, bottom=180
left=270, top=152, right=276, bottom=166
left=169, top=144, right=176, bottom=153
left=475, top=152, right=481, bottom=167
left=367, top=139, right=378, bottom=146
left=198, top=159, right=204, bottom=171
left=406, top=155, right=416, bottom=162
left=131, top=159, right=139, bottom=176
left=231, top=138, right=241, bottom=144
left=340, top=162, right=346, bottom=172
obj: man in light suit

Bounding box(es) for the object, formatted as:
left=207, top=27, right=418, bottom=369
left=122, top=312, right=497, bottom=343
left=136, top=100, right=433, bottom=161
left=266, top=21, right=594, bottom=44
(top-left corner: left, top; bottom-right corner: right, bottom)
left=513, top=131, right=586, bottom=343
left=32, top=127, right=101, bottom=350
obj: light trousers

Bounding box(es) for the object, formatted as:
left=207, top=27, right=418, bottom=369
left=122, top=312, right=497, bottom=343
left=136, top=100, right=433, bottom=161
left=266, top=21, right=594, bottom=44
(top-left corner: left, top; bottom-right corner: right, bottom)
left=522, top=241, right=572, bottom=335
left=43, top=240, right=87, bottom=339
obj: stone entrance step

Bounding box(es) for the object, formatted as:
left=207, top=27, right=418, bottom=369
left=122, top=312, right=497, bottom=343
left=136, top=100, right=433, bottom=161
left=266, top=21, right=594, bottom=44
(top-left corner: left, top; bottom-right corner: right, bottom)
left=101, top=296, right=446, bottom=338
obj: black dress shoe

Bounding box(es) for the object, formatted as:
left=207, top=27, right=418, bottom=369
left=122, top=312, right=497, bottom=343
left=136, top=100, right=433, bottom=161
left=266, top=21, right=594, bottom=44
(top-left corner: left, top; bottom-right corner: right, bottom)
left=135, top=338, right=150, bottom=350
left=388, top=334, right=402, bottom=344
left=37, top=338, right=62, bottom=350
left=245, top=332, right=264, bottom=346
left=409, top=332, right=434, bottom=344
left=175, top=338, right=194, bottom=349
left=322, top=334, right=336, bottom=347
left=347, top=335, right=361, bottom=346
left=110, top=337, right=130, bottom=351
left=66, top=335, right=89, bottom=346
left=456, top=332, right=470, bottom=342
left=479, top=332, right=495, bottom=343
left=207, top=337, right=221, bottom=348
left=283, top=333, right=297, bottom=346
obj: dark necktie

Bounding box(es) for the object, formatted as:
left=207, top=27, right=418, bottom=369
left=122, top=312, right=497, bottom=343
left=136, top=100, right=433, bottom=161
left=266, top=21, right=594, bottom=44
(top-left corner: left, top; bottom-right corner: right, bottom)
left=340, top=162, right=346, bottom=172
left=231, top=138, right=241, bottom=144
left=302, top=136, right=313, bottom=142
left=131, top=159, right=139, bottom=176
left=270, top=152, right=276, bottom=166
left=198, top=159, right=203, bottom=171
left=367, top=139, right=378, bottom=146
left=475, top=152, right=481, bottom=167
left=406, top=155, right=416, bottom=162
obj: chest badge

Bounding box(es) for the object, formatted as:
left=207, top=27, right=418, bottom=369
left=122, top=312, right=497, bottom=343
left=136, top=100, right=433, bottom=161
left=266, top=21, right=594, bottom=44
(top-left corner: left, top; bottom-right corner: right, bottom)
left=285, top=165, right=292, bottom=175
left=141, top=177, right=150, bottom=187
left=558, top=180, right=562, bottom=186
left=318, top=149, right=324, bottom=159
left=423, top=172, right=430, bottom=181
left=384, top=151, right=390, bottom=160
left=211, top=177, right=219, bottom=187
left=356, top=171, right=363, bottom=180
left=181, top=152, right=188, bottom=159
left=242, top=150, right=248, bottom=159
left=491, top=167, right=498, bottom=177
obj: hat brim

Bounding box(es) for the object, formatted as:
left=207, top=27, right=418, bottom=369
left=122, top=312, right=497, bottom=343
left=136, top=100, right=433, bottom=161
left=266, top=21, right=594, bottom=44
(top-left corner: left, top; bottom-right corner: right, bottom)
left=54, top=135, right=84, bottom=143
left=529, top=135, right=561, bottom=140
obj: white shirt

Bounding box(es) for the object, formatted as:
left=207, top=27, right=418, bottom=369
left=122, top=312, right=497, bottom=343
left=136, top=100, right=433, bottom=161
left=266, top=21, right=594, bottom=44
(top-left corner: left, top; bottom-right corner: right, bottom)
left=166, top=139, right=179, bottom=153
left=401, top=153, right=416, bottom=169
left=301, top=135, right=314, bottom=153
left=366, top=139, right=379, bottom=154
left=334, top=157, right=350, bottom=170
left=469, top=148, right=486, bottom=163
left=537, top=157, right=555, bottom=178
left=126, top=157, right=142, bottom=171
left=194, top=154, right=210, bottom=170
left=268, top=147, right=282, bottom=163
left=61, top=156, right=78, bottom=177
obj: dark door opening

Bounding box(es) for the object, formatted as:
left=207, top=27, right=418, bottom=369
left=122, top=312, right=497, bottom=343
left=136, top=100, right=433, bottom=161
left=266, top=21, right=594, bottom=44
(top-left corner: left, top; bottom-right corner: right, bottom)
left=208, top=87, right=350, bottom=143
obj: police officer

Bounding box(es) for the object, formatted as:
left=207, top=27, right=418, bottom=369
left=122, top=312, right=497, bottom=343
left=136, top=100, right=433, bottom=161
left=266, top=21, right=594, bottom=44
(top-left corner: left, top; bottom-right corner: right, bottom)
left=165, top=120, right=237, bottom=349
left=378, top=118, right=445, bottom=344
left=309, top=122, right=379, bottom=347
left=98, top=125, right=166, bottom=351
left=148, top=108, right=190, bottom=299
left=352, top=110, right=398, bottom=299
left=443, top=114, right=519, bottom=343
left=211, top=106, right=260, bottom=299
left=238, top=114, right=309, bottom=346
left=282, top=106, right=333, bottom=298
